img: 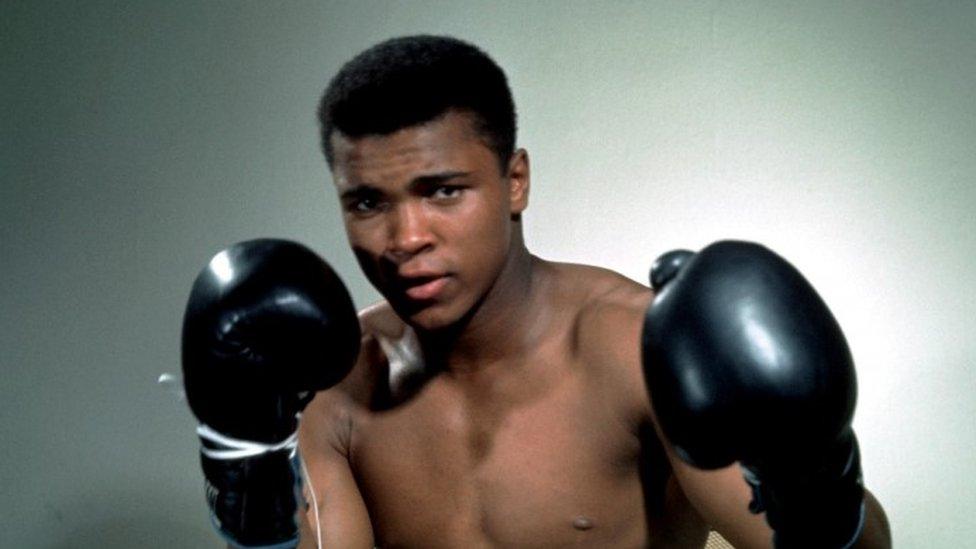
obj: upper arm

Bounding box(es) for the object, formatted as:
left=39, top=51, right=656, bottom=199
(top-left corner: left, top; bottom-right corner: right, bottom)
left=665, top=449, right=774, bottom=548
left=296, top=391, right=373, bottom=549
left=647, top=354, right=884, bottom=548
left=667, top=454, right=891, bottom=549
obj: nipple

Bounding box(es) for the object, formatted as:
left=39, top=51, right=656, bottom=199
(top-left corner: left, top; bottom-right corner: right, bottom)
left=572, top=516, right=594, bottom=531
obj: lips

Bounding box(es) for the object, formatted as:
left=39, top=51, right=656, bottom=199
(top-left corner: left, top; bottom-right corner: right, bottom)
left=404, top=276, right=449, bottom=300
left=396, top=272, right=450, bottom=301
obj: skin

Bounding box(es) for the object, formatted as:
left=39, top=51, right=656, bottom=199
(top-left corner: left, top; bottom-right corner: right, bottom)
left=295, top=110, right=892, bottom=548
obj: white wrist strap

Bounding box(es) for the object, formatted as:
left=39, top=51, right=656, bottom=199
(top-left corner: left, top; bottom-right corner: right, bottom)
left=196, top=424, right=298, bottom=460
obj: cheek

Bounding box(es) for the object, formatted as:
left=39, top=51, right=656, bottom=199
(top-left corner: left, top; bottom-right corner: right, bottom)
left=344, top=220, right=387, bottom=279
left=449, top=195, right=511, bottom=263
left=344, top=218, right=384, bottom=254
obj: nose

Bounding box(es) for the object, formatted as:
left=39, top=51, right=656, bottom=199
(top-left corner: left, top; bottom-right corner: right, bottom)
left=387, top=201, right=434, bottom=262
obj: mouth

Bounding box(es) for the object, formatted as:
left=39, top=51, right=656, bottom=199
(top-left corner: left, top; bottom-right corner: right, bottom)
left=398, top=274, right=450, bottom=301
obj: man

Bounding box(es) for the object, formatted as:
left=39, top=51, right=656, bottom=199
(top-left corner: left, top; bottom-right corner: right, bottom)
left=181, top=35, right=891, bottom=548
left=291, top=35, right=890, bottom=547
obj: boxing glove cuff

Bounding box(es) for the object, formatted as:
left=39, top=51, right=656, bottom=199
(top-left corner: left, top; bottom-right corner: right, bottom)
left=743, top=432, right=865, bottom=549
left=199, top=427, right=304, bottom=548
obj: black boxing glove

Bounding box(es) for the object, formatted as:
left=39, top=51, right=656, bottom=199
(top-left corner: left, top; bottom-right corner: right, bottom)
left=641, top=241, right=865, bottom=548
left=182, top=239, right=360, bottom=548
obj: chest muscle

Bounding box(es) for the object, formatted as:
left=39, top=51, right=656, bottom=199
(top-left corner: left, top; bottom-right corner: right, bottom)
left=349, top=364, right=647, bottom=547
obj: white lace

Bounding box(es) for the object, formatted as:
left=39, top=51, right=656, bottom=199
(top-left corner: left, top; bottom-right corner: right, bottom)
left=196, top=423, right=298, bottom=460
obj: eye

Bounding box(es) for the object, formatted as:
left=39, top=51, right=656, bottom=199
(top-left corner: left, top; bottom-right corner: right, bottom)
left=431, top=185, right=463, bottom=201
left=344, top=194, right=384, bottom=216
left=353, top=197, right=378, bottom=212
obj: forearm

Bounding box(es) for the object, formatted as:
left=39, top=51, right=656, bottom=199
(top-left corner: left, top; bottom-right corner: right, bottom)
left=296, top=510, right=318, bottom=549
left=853, top=490, right=892, bottom=549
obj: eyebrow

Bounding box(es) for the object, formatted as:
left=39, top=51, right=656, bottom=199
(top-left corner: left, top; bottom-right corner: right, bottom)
left=339, top=170, right=471, bottom=200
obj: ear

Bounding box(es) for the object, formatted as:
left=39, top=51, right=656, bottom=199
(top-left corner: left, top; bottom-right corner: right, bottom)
left=506, top=148, right=530, bottom=215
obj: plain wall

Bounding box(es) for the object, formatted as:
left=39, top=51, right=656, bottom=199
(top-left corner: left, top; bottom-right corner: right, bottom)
left=3, top=1, right=974, bottom=546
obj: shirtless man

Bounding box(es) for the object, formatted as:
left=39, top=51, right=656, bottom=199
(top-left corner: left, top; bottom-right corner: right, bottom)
left=181, top=36, right=891, bottom=548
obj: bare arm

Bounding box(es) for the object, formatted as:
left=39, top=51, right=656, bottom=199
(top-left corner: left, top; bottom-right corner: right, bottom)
left=638, top=243, right=892, bottom=549
left=665, top=442, right=891, bottom=548
left=580, top=278, right=891, bottom=548
left=296, top=390, right=373, bottom=549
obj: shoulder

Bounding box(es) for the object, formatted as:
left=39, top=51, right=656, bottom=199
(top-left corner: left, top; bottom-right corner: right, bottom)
left=323, top=301, right=399, bottom=404
left=358, top=300, right=408, bottom=341
left=301, top=301, right=399, bottom=453
left=549, top=262, right=654, bottom=421
left=553, top=262, right=651, bottom=356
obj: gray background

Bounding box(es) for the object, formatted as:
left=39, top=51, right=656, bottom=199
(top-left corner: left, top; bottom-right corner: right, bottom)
left=3, top=1, right=974, bottom=547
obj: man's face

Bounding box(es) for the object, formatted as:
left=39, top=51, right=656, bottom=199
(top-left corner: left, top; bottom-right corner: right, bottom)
left=330, top=111, right=528, bottom=330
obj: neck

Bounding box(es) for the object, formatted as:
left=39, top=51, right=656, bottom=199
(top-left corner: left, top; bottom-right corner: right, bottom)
left=419, top=239, right=547, bottom=374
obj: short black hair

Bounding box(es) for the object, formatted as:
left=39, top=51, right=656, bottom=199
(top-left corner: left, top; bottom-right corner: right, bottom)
left=318, top=35, right=516, bottom=170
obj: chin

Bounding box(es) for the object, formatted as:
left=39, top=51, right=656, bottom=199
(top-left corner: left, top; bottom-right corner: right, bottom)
left=404, top=307, right=456, bottom=332
left=393, top=299, right=468, bottom=333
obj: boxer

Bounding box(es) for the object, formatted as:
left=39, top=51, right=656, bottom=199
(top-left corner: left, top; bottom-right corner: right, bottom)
left=182, top=36, right=892, bottom=548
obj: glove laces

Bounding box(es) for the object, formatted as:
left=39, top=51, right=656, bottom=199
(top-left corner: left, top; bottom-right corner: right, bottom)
left=196, top=424, right=298, bottom=460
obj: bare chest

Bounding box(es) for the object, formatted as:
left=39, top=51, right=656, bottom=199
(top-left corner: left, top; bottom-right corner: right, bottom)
left=349, top=361, right=649, bottom=548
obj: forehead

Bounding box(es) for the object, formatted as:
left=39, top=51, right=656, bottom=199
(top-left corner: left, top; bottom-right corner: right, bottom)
left=330, top=111, right=495, bottom=188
